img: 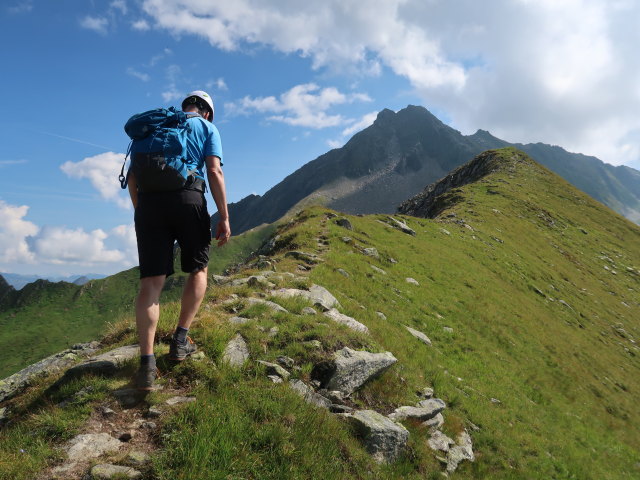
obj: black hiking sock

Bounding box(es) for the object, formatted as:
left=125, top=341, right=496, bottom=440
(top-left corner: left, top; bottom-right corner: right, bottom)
left=140, top=354, right=156, bottom=370
left=173, top=326, right=189, bottom=344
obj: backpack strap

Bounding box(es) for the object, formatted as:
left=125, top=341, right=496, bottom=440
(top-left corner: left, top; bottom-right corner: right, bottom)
left=119, top=141, right=132, bottom=189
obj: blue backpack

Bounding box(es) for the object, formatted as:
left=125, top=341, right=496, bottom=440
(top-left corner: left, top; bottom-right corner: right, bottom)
left=119, top=107, right=204, bottom=192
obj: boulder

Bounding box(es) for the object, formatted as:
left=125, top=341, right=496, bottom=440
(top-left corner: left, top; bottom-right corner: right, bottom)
left=65, top=433, right=121, bottom=461
left=222, top=334, right=250, bottom=368
left=257, top=360, right=290, bottom=380
left=405, top=326, right=432, bottom=346
left=245, top=297, right=288, bottom=313
left=447, top=430, right=475, bottom=473
left=66, top=345, right=140, bottom=377
left=386, top=216, right=416, bottom=236
left=90, top=464, right=142, bottom=479
left=347, top=410, right=409, bottom=463
left=335, top=218, right=353, bottom=230
left=289, top=379, right=332, bottom=409
left=428, top=430, right=455, bottom=452
left=363, top=248, right=379, bottom=258
left=270, top=284, right=340, bottom=311
left=324, top=347, right=397, bottom=396
left=247, top=275, right=275, bottom=289
left=323, top=309, right=369, bottom=334
left=422, top=412, right=445, bottom=430
left=388, top=399, right=446, bottom=421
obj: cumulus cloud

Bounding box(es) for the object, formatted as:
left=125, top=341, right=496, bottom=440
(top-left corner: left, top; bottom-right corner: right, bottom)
left=226, top=83, right=371, bottom=129
left=0, top=201, right=38, bottom=264
left=79, top=15, right=109, bottom=35
left=132, top=19, right=151, bottom=31
left=7, top=1, right=33, bottom=14
left=110, top=0, right=127, bottom=15
left=342, top=111, right=378, bottom=137
left=60, top=152, right=130, bottom=209
left=206, top=77, right=228, bottom=91
left=28, top=226, right=124, bottom=265
left=141, top=0, right=640, bottom=167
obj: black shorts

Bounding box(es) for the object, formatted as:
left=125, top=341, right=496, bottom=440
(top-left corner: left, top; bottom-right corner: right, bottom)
left=134, top=189, right=211, bottom=278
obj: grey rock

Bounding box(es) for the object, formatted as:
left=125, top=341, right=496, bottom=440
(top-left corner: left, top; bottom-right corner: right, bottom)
left=0, top=341, right=99, bottom=403
left=66, top=345, right=140, bottom=377
left=268, top=326, right=279, bottom=337
left=270, top=284, right=340, bottom=311
left=330, top=404, right=354, bottom=414
left=246, top=297, right=288, bottom=313
left=99, top=406, right=116, bottom=418
left=289, top=379, right=332, bottom=409
left=428, top=430, right=455, bottom=452
left=229, top=316, right=250, bottom=325
left=363, top=247, right=379, bottom=258
left=166, top=396, right=196, bottom=406
left=90, top=463, right=142, bottom=479
left=386, top=216, right=416, bottom=236
left=325, top=347, right=397, bottom=396
left=112, top=388, right=144, bottom=407
left=211, top=274, right=231, bottom=285
left=257, top=360, right=290, bottom=380
left=447, top=430, right=475, bottom=473
left=141, top=421, right=156, bottom=429
left=389, top=399, right=446, bottom=422
left=389, top=257, right=398, bottom=264
left=405, top=277, right=420, bottom=286
left=335, top=218, right=353, bottom=230
left=248, top=275, right=274, bottom=289
left=443, top=327, right=454, bottom=333
left=65, top=433, right=121, bottom=461
left=347, top=410, right=409, bottom=463
left=285, top=251, right=322, bottom=264
left=301, top=306, right=317, bottom=315
left=417, top=387, right=434, bottom=399
left=230, top=277, right=250, bottom=287
left=277, top=356, right=295, bottom=368
left=222, top=334, right=250, bottom=368
left=341, top=237, right=352, bottom=243
left=323, top=308, right=369, bottom=333
left=422, top=413, right=445, bottom=430
left=145, top=408, right=162, bottom=418
left=376, top=311, right=387, bottom=320
left=371, top=265, right=387, bottom=275
left=405, top=325, right=432, bottom=346
left=127, top=450, right=151, bottom=465
left=337, top=268, right=350, bottom=278
left=268, top=375, right=283, bottom=383
left=0, top=407, right=9, bottom=425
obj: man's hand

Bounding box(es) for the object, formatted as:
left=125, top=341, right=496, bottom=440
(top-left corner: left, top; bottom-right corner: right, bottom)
left=215, top=218, right=231, bottom=247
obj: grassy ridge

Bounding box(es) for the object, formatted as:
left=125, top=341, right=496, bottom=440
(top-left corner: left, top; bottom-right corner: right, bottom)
left=1, top=149, right=639, bottom=479
left=0, top=224, right=276, bottom=379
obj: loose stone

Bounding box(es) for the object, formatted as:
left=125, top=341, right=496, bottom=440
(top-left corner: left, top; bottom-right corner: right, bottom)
left=90, top=464, right=142, bottom=479
left=347, top=409, right=409, bottom=463
left=405, top=325, right=432, bottom=346
left=323, top=309, right=369, bottom=334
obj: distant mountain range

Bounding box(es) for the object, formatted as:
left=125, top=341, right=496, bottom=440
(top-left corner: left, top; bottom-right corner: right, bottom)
left=213, top=105, right=640, bottom=234
left=0, top=272, right=106, bottom=290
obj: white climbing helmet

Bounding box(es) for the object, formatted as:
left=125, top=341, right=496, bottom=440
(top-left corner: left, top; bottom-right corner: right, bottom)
left=182, top=90, right=214, bottom=119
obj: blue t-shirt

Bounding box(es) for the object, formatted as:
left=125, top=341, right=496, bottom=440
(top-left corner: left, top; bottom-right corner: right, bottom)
left=183, top=114, right=223, bottom=179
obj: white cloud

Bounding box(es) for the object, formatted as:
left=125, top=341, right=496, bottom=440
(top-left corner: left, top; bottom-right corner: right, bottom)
left=342, top=111, right=378, bottom=137
left=127, top=67, right=150, bottom=82
left=79, top=15, right=109, bottom=35
left=0, top=201, right=38, bottom=264
left=28, top=226, right=124, bottom=265
left=110, top=0, right=127, bottom=15
left=162, top=88, right=183, bottom=102
left=206, top=77, right=228, bottom=91
left=226, top=83, right=371, bottom=129
left=60, top=152, right=131, bottom=209
left=132, top=19, right=151, bottom=31
left=7, top=1, right=33, bottom=14
left=141, top=0, right=640, bottom=167
left=109, top=224, right=138, bottom=265
left=0, top=159, right=28, bottom=167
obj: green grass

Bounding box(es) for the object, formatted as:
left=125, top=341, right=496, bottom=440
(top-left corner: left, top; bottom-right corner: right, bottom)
left=2, top=148, right=639, bottom=479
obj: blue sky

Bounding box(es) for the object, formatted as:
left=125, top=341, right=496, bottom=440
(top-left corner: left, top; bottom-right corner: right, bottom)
left=1, top=0, right=639, bottom=277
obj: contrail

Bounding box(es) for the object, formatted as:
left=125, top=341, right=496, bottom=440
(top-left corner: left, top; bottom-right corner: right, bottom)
left=36, top=130, right=114, bottom=151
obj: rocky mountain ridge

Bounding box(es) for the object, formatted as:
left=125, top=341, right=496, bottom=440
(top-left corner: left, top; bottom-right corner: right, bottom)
left=215, top=105, right=640, bottom=234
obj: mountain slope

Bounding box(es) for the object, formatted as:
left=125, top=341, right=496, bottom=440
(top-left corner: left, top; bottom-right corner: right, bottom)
left=216, top=105, right=640, bottom=234
left=2, top=148, right=638, bottom=479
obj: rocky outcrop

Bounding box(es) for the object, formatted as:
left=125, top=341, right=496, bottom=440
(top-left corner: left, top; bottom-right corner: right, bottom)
left=270, top=284, right=340, bottom=311
left=320, top=347, right=397, bottom=396
left=0, top=341, right=99, bottom=403
left=65, top=433, right=122, bottom=461
left=346, top=410, right=409, bottom=464
left=65, top=345, right=139, bottom=378
left=223, top=334, right=250, bottom=368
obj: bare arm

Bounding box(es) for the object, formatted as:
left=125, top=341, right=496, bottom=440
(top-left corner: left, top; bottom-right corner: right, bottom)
left=127, top=171, right=139, bottom=209
left=205, top=155, right=230, bottom=246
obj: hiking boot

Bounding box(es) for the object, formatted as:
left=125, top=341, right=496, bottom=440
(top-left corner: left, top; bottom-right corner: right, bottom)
left=169, top=336, right=198, bottom=361
left=135, top=365, right=158, bottom=391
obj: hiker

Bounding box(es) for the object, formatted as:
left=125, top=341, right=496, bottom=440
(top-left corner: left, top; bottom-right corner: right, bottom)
left=125, top=90, right=230, bottom=390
